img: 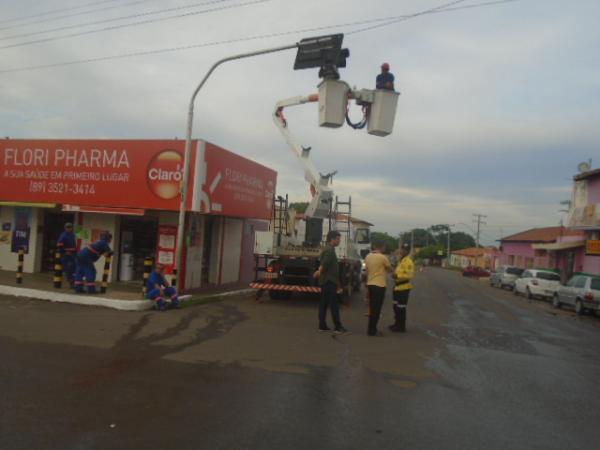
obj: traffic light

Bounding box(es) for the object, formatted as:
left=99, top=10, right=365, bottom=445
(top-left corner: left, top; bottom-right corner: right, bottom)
left=294, top=34, right=349, bottom=79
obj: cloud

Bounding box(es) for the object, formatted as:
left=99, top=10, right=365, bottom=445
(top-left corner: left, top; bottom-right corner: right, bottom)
left=1, top=0, right=598, bottom=248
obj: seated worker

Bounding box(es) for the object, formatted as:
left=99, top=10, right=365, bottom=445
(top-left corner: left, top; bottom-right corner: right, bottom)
left=376, top=62, right=395, bottom=90
left=56, top=222, right=77, bottom=287
left=146, top=263, right=179, bottom=311
left=74, top=231, right=112, bottom=294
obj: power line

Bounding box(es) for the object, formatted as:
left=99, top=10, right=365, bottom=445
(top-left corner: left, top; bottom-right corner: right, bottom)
left=0, top=0, right=521, bottom=74
left=0, top=0, right=236, bottom=42
left=347, top=0, right=519, bottom=35
left=0, top=0, right=121, bottom=26
left=0, top=0, right=155, bottom=32
left=0, top=0, right=271, bottom=51
left=347, top=0, right=468, bottom=36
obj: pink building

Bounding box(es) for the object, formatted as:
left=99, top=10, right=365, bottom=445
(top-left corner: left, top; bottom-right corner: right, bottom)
left=499, top=227, right=585, bottom=279
left=567, top=168, right=600, bottom=276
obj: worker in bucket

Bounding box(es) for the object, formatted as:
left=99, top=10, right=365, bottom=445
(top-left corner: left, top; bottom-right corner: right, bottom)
left=390, top=243, right=415, bottom=332
left=73, top=231, right=113, bottom=294
left=56, top=222, right=77, bottom=287
left=376, top=62, right=395, bottom=90
left=146, top=263, right=179, bottom=311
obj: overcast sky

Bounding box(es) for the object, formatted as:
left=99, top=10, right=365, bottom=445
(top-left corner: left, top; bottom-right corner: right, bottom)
left=1, top=0, right=598, bottom=245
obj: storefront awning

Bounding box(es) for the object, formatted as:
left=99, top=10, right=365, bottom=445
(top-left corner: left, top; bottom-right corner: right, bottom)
left=531, top=240, right=586, bottom=251
left=0, top=201, right=56, bottom=208
left=62, top=205, right=145, bottom=216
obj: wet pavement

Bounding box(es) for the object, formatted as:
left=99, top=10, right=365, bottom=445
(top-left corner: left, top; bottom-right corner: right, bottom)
left=1, top=268, right=600, bottom=449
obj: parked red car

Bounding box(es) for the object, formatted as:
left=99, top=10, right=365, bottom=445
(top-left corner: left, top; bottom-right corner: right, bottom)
left=462, top=266, right=491, bottom=278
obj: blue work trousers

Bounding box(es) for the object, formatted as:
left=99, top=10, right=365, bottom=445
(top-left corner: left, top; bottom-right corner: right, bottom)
left=61, top=254, right=76, bottom=283
left=74, top=256, right=97, bottom=293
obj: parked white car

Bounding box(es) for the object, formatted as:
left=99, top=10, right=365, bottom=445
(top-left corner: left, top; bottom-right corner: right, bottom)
left=552, top=275, right=600, bottom=315
left=513, top=269, right=561, bottom=300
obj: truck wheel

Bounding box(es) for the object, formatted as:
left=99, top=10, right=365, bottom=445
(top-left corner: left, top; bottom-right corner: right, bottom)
left=269, top=290, right=292, bottom=300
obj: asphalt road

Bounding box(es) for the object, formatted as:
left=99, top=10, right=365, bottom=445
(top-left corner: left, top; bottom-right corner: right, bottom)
left=1, top=268, right=600, bottom=450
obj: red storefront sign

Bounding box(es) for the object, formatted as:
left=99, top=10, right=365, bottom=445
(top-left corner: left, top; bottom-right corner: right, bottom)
left=192, top=142, right=276, bottom=220
left=0, top=140, right=277, bottom=219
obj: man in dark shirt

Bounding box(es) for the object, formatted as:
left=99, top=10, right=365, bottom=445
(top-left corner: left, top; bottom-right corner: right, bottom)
left=376, top=62, right=395, bottom=90
left=314, top=230, right=348, bottom=334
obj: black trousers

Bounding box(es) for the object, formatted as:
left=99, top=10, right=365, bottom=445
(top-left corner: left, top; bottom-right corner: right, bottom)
left=319, top=281, right=341, bottom=329
left=367, top=285, right=386, bottom=335
left=392, top=289, right=411, bottom=331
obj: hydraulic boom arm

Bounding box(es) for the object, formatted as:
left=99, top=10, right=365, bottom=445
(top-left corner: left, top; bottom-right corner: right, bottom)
left=273, top=94, right=335, bottom=218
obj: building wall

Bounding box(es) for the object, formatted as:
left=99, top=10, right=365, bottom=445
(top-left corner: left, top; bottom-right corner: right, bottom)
left=239, top=219, right=268, bottom=283
left=500, top=242, right=536, bottom=268
left=588, top=178, right=600, bottom=204
left=582, top=254, right=600, bottom=275
left=220, top=218, right=243, bottom=284
left=183, top=213, right=204, bottom=290
left=208, top=217, right=223, bottom=284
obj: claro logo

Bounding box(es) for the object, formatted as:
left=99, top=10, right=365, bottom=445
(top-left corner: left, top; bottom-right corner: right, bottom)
left=147, top=150, right=183, bottom=200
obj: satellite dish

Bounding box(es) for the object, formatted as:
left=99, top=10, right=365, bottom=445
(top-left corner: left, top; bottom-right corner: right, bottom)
left=578, top=161, right=591, bottom=173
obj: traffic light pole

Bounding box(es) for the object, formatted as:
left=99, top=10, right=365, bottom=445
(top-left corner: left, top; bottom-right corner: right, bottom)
left=175, top=42, right=298, bottom=289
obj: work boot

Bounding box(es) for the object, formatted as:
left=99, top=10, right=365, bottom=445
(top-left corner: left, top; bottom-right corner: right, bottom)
left=388, top=304, right=403, bottom=332
left=155, top=298, right=168, bottom=311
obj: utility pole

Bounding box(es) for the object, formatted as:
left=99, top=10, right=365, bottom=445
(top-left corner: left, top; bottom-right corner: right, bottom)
left=447, top=224, right=452, bottom=267
left=410, top=229, right=415, bottom=254
left=473, top=213, right=487, bottom=267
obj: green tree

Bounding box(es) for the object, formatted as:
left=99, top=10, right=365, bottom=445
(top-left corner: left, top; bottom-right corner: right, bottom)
left=417, top=245, right=446, bottom=258
left=289, top=202, right=309, bottom=213
left=400, top=227, right=475, bottom=251
left=370, top=231, right=399, bottom=253
left=450, top=231, right=476, bottom=250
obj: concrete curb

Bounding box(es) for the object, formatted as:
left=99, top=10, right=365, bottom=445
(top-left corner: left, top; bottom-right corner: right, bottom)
left=0, top=285, right=153, bottom=311
left=0, top=284, right=253, bottom=311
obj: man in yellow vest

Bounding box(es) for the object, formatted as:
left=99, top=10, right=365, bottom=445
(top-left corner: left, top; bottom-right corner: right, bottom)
left=390, top=243, right=415, bottom=332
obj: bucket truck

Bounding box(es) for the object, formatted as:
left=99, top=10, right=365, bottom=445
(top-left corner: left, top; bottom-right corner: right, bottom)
left=249, top=33, right=399, bottom=300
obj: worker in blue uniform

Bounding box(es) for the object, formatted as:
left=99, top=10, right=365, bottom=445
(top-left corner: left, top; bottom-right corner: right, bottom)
left=376, top=62, right=395, bottom=90
left=74, top=231, right=113, bottom=294
left=56, top=222, right=77, bottom=287
left=146, top=263, right=179, bottom=311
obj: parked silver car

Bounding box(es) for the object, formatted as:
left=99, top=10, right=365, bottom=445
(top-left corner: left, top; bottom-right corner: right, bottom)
left=489, top=266, right=524, bottom=290
left=552, top=275, right=600, bottom=315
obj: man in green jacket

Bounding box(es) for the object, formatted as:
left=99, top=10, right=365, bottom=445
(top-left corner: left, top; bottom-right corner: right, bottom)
left=314, top=230, right=348, bottom=334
